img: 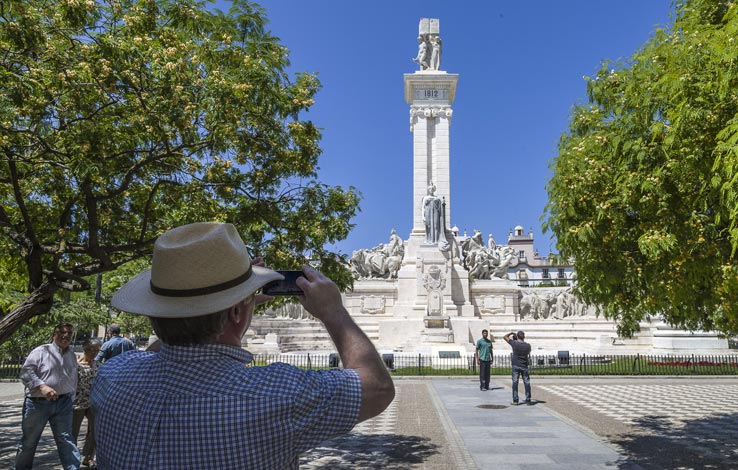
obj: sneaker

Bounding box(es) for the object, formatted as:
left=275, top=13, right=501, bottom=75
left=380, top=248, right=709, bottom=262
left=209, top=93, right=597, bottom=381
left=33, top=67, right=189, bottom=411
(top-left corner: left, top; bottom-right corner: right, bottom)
left=526, top=400, right=534, bottom=406
left=510, top=401, right=518, bottom=406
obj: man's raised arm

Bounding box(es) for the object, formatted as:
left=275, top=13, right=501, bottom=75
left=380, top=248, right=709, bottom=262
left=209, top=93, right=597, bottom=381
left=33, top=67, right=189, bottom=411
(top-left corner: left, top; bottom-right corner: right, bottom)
left=297, top=266, right=395, bottom=422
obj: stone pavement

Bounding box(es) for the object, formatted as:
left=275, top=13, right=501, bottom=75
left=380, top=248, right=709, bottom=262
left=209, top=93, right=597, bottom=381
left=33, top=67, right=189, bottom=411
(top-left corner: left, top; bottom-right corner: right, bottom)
left=532, top=377, right=738, bottom=470
left=1, top=377, right=737, bottom=469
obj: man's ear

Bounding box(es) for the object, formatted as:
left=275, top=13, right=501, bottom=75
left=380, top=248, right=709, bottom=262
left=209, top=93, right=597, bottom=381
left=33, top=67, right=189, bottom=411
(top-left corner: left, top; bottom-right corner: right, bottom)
left=227, top=303, right=242, bottom=323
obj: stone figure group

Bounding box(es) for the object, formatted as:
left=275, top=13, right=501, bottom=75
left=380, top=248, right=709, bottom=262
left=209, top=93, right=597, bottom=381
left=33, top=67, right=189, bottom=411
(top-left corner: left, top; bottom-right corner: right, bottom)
left=350, top=229, right=405, bottom=279
left=413, top=34, right=442, bottom=71
left=518, top=288, right=595, bottom=320
left=461, top=230, right=518, bottom=280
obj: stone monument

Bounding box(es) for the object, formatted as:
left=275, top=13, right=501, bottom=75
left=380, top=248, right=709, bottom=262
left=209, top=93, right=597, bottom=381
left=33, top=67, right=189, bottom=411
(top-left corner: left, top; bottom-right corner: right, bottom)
left=248, top=19, right=734, bottom=358
left=341, top=18, right=517, bottom=354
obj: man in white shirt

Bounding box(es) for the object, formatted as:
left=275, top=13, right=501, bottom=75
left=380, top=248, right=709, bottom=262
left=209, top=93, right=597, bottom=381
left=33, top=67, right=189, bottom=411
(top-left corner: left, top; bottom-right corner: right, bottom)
left=15, top=323, right=81, bottom=470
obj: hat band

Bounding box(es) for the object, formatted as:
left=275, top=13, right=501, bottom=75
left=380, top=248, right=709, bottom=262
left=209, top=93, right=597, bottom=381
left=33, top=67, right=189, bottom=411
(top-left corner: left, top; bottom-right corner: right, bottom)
left=150, top=265, right=253, bottom=297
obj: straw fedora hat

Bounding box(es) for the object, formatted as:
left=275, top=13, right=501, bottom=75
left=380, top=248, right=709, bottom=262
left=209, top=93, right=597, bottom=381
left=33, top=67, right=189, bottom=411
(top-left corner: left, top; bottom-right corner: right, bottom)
left=111, top=222, right=284, bottom=318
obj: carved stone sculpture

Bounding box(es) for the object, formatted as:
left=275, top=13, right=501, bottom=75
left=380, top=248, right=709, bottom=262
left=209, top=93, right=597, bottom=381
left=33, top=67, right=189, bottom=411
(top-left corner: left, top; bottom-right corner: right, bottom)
left=413, top=19, right=442, bottom=72
left=349, top=230, right=405, bottom=279
left=387, top=228, right=404, bottom=258
left=423, top=264, right=446, bottom=316
left=518, top=288, right=596, bottom=320
left=429, top=35, right=442, bottom=71
left=422, top=183, right=443, bottom=244
left=412, top=35, right=429, bottom=70
left=461, top=231, right=519, bottom=280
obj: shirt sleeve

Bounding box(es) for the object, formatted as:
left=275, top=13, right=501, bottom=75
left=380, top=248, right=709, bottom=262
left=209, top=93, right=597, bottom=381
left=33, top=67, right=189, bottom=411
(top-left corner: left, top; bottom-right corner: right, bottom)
left=96, top=341, right=110, bottom=362
left=19, top=347, right=45, bottom=391
left=289, top=367, right=362, bottom=453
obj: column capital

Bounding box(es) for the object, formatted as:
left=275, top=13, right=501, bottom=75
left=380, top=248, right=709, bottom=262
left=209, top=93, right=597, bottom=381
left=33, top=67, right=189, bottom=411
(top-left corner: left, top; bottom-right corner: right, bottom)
left=409, top=105, right=453, bottom=131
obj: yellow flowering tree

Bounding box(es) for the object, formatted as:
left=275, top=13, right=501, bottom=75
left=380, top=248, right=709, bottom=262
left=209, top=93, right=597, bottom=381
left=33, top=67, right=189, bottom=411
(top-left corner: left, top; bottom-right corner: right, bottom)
left=545, top=0, right=738, bottom=337
left=0, top=0, right=359, bottom=344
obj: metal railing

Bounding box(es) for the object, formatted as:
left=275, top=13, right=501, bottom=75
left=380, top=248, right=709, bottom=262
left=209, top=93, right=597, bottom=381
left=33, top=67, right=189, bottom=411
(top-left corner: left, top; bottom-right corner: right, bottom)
left=250, top=352, right=738, bottom=376
left=2, top=353, right=736, bottom=380
left=0, top=362, right=22, bottom=380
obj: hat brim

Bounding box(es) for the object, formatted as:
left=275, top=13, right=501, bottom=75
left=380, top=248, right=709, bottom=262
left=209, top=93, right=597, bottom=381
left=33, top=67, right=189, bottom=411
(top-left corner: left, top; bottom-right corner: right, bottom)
left=111, top=266, right=284, bottom=318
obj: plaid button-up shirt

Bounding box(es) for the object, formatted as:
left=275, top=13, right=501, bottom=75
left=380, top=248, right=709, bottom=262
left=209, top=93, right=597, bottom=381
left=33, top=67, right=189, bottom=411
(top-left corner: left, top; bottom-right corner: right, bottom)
left=91, top=343, right=361, bottom=469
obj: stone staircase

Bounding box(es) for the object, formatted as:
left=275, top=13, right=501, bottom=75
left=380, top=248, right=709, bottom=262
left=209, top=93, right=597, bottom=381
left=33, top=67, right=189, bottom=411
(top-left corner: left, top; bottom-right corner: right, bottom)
left=246, top=315, right=381, bottom=353
left=484, top=316, right=655, bottom=355
left=245, top=312, right=730, bottom=356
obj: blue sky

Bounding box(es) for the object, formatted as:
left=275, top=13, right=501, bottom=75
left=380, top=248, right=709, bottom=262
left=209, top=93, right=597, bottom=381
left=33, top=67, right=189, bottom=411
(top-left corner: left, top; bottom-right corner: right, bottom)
left=216, top=1, right=674, bottom=256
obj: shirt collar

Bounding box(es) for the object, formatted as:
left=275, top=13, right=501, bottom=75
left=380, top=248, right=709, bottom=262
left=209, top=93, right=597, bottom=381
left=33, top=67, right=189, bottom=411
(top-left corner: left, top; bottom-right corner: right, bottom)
left=50, top=341, right=71, bottom=355
left=158, top=343, right=253, bottom=364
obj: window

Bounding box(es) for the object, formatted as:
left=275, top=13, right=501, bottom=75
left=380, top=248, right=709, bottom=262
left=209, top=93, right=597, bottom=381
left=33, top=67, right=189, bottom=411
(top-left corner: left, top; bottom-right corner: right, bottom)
left=518, top=250, right=526, bottom=260
left=542, top=268, right=549, bottom=279
left=557, top=268, right=565, bottom=279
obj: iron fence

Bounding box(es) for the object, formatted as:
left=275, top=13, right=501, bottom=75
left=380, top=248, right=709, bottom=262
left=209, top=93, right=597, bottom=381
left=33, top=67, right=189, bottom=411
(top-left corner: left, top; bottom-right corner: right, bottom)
left=0, top=361, right=21, bottom=380
left=2, top=353, right=736, bottom=381
left=250, top=352, right=738, bottom=376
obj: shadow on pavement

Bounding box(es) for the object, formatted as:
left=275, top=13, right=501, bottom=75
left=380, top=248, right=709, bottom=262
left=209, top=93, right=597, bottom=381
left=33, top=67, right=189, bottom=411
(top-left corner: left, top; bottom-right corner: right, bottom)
left=300, top=433, right=440, bottom=469
left=613, top=412, right=738, bottom=470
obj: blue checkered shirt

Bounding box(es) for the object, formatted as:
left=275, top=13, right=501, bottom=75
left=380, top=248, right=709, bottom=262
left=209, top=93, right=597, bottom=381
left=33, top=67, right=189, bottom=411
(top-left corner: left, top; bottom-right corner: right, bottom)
left=91, top=343, right=361, bottom=469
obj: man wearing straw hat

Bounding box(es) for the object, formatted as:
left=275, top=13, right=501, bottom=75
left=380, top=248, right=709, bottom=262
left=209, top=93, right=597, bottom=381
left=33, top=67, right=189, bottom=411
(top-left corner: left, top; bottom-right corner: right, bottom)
left=91, top=222, right=395, bottom=469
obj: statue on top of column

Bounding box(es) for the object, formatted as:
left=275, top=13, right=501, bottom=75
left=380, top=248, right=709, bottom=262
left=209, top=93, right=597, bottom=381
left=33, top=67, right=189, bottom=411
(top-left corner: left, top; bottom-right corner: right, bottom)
left=412, top=18, right=442, bottom=71
left=412, top=35, right=430, bottom=70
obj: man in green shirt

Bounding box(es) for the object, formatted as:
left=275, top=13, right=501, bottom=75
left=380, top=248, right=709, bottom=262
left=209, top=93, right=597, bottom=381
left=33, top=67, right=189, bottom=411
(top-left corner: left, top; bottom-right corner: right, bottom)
left=475, top=329, right=493, bottom=391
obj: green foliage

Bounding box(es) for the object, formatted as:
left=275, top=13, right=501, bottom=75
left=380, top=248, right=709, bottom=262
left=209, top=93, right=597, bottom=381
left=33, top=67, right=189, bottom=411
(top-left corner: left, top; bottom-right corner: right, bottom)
left=0, top=0, right=359, bottom=342
left=0, top=295, right=106, bottom=362
left=0, top=317, right=50, bottom=362
left=545, top=0, right=738, bottom=336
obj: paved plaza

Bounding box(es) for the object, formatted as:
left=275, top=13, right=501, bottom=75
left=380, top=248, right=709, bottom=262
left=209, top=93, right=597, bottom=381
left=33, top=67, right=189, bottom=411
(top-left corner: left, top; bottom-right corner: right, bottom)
left=1, top=377, right=736, bottom=469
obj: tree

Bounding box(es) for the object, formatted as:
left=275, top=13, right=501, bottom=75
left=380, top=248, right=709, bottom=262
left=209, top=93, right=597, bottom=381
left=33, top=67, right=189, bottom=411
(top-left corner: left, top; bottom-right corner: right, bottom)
left=0, top=0, right=359, bottom=345
left=545, top=0, right=738, bottom=337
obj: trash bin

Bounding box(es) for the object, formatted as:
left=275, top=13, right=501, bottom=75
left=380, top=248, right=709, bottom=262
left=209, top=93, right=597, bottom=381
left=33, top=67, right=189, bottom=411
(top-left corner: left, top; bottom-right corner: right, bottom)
left=382, top=353, right=395, bottom=370
left=328, top=352, right=340, bottom=368
left=558, top=350, right=570, bottom=365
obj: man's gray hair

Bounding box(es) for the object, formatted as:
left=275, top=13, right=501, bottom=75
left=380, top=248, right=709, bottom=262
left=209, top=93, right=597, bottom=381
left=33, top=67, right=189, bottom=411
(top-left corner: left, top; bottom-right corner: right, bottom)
left=149, top=309, right=230, bottom=346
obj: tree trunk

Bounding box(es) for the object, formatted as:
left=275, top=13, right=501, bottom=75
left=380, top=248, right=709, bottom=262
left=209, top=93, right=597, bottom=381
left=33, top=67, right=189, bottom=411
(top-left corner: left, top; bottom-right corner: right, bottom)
left=0, top=281, right=56, bottom=345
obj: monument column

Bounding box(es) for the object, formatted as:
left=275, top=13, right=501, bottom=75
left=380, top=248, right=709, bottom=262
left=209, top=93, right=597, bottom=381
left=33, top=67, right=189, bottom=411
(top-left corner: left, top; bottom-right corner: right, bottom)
left=411, top=111, right=429, bottom=236
left=370, top=17, right=477, bottom=353
left=394, top=17, right=473, bottom=329
left=404, top=64, right=458, bottom=239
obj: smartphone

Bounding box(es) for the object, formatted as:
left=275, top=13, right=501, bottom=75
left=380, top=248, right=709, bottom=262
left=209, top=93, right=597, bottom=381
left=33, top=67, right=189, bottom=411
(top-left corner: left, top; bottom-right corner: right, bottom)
left=262, top=270, right=304, bottom=296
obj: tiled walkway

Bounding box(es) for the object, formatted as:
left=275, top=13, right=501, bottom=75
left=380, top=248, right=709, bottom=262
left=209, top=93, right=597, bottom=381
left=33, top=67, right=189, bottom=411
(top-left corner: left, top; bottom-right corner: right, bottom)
left=2, top=377, right=737, bottom=469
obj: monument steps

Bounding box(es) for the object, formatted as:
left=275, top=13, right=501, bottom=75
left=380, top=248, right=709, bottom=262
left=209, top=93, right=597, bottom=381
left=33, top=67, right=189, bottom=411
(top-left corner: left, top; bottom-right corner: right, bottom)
left=482, top=321, right=659, bottom=355
left=246, top=315, right=381, bottom=353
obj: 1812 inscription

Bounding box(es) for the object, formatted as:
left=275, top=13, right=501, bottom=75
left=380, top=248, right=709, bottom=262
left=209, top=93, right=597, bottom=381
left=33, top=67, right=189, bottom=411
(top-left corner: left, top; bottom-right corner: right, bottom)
left=414, top=89, right=448, bottom=101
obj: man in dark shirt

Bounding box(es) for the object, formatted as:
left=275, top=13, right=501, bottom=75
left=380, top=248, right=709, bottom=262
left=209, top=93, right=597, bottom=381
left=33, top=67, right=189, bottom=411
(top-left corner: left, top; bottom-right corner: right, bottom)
left=95, top=324, right=135, bottom=363
left=503, top=330, right=532, bottom=405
